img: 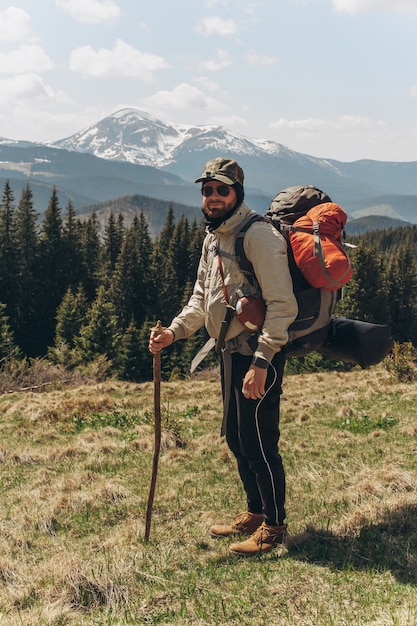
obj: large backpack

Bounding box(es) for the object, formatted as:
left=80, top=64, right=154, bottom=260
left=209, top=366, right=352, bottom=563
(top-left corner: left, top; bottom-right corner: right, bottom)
left=235, top=185, right=352, bottom=357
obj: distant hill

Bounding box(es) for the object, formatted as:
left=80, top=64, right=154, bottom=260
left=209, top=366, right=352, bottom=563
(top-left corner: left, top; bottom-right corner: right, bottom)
left=0, top=142, right=200, bottom=218
left=345, top=215, right=412, bottom=235
left=345, top=194, right=417, bottom=223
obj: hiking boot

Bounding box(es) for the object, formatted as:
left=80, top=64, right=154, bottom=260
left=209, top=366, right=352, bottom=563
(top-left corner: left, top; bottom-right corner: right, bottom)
left=210, top=511, right=264, bottom=538
left=229, top=521, right=287, bottom=555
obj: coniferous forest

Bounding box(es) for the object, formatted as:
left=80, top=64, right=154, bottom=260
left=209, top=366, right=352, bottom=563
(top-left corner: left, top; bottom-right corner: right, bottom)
left=0, top=180, right=416, bottom=383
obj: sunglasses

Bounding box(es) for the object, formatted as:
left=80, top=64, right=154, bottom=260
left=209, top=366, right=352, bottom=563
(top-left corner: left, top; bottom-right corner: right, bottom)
left=201, top=184, right=231, bottom=197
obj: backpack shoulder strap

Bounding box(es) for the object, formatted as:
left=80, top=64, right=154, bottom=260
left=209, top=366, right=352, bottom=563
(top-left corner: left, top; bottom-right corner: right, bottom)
left=235, top=214, right=265, bottom=284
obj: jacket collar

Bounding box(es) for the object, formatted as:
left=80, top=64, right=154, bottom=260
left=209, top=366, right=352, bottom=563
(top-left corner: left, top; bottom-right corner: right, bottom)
left=208, top=202, right=255, bottom=236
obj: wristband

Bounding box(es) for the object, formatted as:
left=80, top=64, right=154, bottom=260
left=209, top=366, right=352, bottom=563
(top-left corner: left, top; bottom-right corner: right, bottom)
left=251, top=356, right=269, bottom=369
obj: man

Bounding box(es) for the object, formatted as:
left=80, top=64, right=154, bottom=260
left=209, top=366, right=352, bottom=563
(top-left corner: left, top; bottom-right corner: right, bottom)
left=149, top=157, right=298, bottom=555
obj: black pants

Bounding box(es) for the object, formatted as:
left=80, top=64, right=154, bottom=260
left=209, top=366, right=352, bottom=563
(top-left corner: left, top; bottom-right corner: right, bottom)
left=223, top=350, right=286, bottom=526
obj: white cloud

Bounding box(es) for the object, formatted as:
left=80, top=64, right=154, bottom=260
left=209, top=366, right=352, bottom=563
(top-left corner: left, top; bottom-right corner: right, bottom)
left=194, top=75, right=222, bottom=92
left=246, top=50, right=277, bottom=67
left=332, top=0, right=417, bottom=13
left=196, top=15, right=237, bottom=36
left=0, top=45, right=54, bottom=75
left=205, top=0, right=230, bottom=7
left=0, top=7, right=36, bottom=42
left=0, top=74, right=67, bottom=105
left=198, top=49, right=233, bottom=72
left=55, top=0, right=120, bottom=23
left=269, top=115, right=393, bottom=159
left=410, top=85, right=417, bottom=98
left=270, top=115, right=388, bottom=134
left=69, top=39, right=170, bottom=80
left=144, top=82, right=228, bottom=113
left=210, top=114, right=248, bottom=129
left=270, top=117, right=332, bottom=140
left=0, top=107, right=98, bottom=142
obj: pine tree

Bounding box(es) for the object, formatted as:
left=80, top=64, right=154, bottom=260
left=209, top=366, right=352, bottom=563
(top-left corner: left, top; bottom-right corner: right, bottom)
left=74, top=285, right=122, bottom=369
left=109, top=212, right=153, bottom=331
left=158, top=204, right=176, bottom=253
left=0, top=181, right=18, bottom=322
left=117, top=321, right=149, bottom=381
left=152, top=206, right=181, bottom=322
left=38, top=187, right=67, bottom=352
left=171, top=215, right=190, bottom=296
left=81, top=211, right=102, bottom=301
left=55, top=286, right=88, bottom=349
left=103, top=210, right=125, bottom=278
left=135, top=211, right=154, bottom=319
left=385, top=247, right=417, bottom=343
left=62, top=199, right=85, bottom=291
left=49, top=286, right=89, bottom=368
left=337, top=244, right=390, bottom=324
left=188, top=216, right=205, bottom=278
left=14, top=183, right=41, bottom=355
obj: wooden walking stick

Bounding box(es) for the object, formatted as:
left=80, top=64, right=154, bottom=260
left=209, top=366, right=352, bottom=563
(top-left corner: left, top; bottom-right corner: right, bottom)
left=144, top=320, right=164, bottom=541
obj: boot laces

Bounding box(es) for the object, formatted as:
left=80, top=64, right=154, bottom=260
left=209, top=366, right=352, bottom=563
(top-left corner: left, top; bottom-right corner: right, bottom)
left=233, top=511, right=253, bottom=526
left=253, top=522, right=286, bottom=546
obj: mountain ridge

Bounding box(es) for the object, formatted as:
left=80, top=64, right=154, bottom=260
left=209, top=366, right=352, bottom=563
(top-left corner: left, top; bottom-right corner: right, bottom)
left=0, top=108, right=416, bottom=227
left=52, top=108, right=288, bottom=167
left=51, top=108, right=417, bottom=194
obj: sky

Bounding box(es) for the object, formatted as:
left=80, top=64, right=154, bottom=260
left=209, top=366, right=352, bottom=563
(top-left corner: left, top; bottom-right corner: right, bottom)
left=0, top=0, right=416, bottom=163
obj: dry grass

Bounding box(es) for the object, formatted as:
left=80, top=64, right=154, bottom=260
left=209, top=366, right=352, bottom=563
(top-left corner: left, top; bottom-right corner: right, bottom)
left=0, top=363, right=417, bottom=624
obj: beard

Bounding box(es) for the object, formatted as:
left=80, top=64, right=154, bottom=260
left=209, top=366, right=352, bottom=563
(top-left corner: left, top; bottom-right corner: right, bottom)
left=202, top=204, right=238, bottom=231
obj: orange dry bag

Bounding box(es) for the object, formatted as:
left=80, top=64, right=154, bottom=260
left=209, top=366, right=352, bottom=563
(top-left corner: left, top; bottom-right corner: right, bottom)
left=289, top=202, right=352, bottom=291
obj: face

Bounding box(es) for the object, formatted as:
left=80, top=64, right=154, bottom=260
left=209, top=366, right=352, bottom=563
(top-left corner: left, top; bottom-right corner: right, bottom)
left=201, top=181, right=237, bottom=220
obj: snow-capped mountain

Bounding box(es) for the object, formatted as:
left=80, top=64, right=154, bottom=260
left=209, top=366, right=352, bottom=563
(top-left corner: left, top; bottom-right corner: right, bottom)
left=52, top=108, right=376, bottom=204
left=53, top=108, right=290, bottom=168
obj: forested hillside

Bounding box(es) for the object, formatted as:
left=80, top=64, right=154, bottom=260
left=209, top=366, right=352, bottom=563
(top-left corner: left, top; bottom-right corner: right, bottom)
left=77, top=193, right=201, bottom=238
left=0, top=181, right=416, bottom=383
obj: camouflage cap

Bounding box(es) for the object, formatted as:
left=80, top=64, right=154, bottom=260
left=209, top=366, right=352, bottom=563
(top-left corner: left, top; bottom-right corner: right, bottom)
left=195, top=157, right=244, bottom=186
